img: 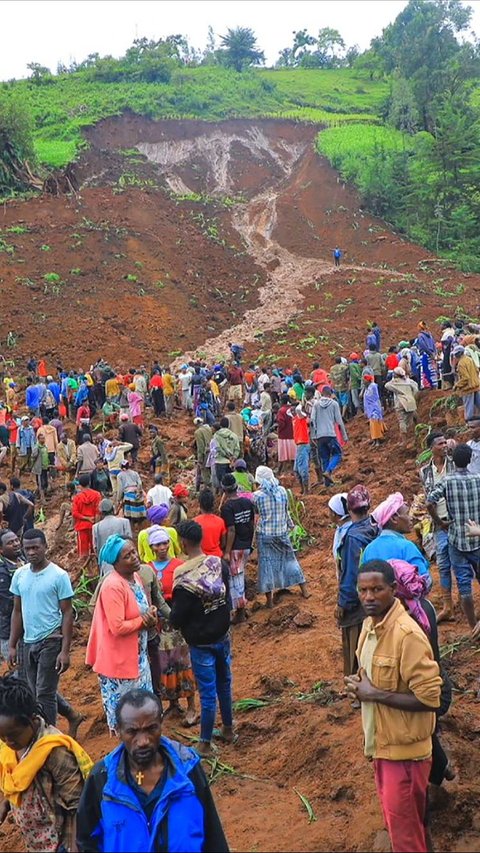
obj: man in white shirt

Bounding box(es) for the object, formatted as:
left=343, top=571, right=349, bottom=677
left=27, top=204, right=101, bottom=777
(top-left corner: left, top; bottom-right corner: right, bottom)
left=146, top=474, right=173, bottom=508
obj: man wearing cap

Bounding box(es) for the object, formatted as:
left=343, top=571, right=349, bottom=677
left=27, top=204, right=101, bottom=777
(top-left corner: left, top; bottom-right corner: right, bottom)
left=92, top=499, right=132, bottom=575
left=336, top=485, right=378, bottom=678
left=194, top=417, right=213, bottom=489
left=310, top=386, right=348, bottom=487
left=452, top=345, right=480, bottom=422
left=385, top=367, right=419, bottom=444
left=221, top=474, right=255, bottom=622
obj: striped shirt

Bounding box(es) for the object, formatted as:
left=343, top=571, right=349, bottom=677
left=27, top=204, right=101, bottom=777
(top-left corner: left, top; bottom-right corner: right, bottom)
left=428, top=471, right=480, bottom=552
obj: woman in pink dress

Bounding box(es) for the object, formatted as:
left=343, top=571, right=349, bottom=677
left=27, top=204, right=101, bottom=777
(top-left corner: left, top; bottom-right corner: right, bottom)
left=127, top=384, right=144, bottom=426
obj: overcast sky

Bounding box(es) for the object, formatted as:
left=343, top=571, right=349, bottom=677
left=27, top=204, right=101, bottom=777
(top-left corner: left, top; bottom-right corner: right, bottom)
left=2, top=0, right=480, bottom=80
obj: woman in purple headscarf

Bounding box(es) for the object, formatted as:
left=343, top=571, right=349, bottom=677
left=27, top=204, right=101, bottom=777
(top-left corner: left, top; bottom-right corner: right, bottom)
left=363, top=374, right=386, bottom=446
left=137, top=503, right=182, bottom=563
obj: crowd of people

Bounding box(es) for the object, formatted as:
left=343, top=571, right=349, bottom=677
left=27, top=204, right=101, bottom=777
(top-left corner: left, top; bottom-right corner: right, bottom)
left=0, top=313, right=478, bottom=852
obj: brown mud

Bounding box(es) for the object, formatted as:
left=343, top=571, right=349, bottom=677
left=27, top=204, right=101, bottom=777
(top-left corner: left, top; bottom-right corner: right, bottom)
left=0, top=117, right=479, bottom=852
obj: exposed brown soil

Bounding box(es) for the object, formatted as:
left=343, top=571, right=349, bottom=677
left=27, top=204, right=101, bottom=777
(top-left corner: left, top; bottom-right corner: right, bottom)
left=0, top=117, right=479, bottom=852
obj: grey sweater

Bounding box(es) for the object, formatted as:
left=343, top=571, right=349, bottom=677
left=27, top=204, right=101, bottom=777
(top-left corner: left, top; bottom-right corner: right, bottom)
left=310, top=398, right=348, bottom=440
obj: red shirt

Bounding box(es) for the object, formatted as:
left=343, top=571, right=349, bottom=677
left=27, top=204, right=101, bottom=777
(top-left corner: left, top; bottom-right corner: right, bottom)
left=7, top=420, right=18, bottom=444
left=292, top=414, right=309, bottom=445
left=228, top=366, right=243, bottom=386
left=150, top=375, right=163, bottom=389
left=312, top=368, right=331, bottom=388
left=193, top=514, right=227, bottom=557
left=149, top=557, right=183, bottom=601
left=38, top=360, right=47, bottom=378
left=72, top=488, right=101, bottom=530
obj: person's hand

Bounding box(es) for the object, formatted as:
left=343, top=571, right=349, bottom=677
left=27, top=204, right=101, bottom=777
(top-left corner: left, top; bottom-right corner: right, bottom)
left=344, top=669, right=378, bottom=703
left=223, top=551, right=231, bottom=563
left=142, top=606, right=157, bottom=629
left=334, top=605, right=344, bottom=624
left=466, top=519, right=480, bottom=538
left=7, top=646, right=16, bottom=669
left=472, top=620, right=480, bottom=640
left=55, top=651, right=70, bottom=674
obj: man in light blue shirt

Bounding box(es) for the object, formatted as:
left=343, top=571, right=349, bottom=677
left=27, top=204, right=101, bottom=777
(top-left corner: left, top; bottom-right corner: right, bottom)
left=9, top=528, right=74, bottom=724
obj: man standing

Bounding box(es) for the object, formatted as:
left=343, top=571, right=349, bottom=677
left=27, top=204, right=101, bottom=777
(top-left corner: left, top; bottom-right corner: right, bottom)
left=225, top=402, right=245, bottom=450
left=427, top=443, right=480, bottom=629
left=221, top=474, right=254, bottom=623
left=452, top=344, right=480, bottom=422
left=385, top=367, right=419, bottom=445
left=345, top=559, right=441, bottom=853
left=146, top=473, right=172, bottom=508
left=336, top=486, right=377, bottom=678
left=31, top=432, right=50, bottom=499
left=333, top=246, right=342, bottom=267
left=330, top=357, right=350, bottom=420
left=290, top=403, right=310, bottom=494
left=227, top=363, right=243, bottom=404
left=0, top=531, right=23, bottom=663
left=76, top=434, right=99, bottom=480
left=215, top=419, right=240, bottom=485
left=420, top=432, right=455, bottom=622
left=72, top=474, right=101, bottom=561
left=8, top=528, right=74, bottom=725
left=56, top=432, right=77, bottom=488
left=170, top=521, right=233, bottom=757
left=93, top=498, right=132, bottom=575
left=36, top=417, right=59, bottom=471
left=16, top=416, right=35, bottom=473
left=118, top=414, right=142, bottom=464
left=194, top=417, right=213, bottom=489
left=310, top=386, right=348, bottom=487
left=76, top=689, right=229, bottom=852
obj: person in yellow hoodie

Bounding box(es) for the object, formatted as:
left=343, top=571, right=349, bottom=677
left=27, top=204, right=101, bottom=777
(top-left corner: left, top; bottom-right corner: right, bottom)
left=345, top=559, right=442, bottom=853
left=0, top=673, right=92, bottom=853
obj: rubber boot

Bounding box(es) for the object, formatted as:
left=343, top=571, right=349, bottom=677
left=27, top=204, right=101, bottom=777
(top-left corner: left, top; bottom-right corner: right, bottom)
left=436, top=591, right=455, bottom=624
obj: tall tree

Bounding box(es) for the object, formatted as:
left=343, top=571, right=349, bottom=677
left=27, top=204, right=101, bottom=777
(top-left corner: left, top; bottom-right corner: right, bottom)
left=218, top=27, right=265, bottom=72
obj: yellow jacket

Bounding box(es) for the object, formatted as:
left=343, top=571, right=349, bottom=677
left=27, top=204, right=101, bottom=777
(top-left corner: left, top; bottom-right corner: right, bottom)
left=454, top=354, right=480, bottom=394
left=356, top=598, right=442, bottom=760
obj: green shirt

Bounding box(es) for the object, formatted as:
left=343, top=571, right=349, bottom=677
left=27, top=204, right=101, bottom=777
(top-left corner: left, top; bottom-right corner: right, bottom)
left=349, top=363, right=363, bottom=389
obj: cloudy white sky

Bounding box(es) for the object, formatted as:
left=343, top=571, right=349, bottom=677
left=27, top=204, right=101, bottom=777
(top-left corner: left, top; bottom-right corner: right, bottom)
left=2, top=0, right=480, bottom=80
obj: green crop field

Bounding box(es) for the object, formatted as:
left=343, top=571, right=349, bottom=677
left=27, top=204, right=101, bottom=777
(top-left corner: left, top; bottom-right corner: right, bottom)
left=4, top=66, right=387, bottom=167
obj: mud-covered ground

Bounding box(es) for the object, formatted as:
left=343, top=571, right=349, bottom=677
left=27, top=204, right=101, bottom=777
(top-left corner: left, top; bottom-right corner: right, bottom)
left=0, top=117, right=479, bottom=852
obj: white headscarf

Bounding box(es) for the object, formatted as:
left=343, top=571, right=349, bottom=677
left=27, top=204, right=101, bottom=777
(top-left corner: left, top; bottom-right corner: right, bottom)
left=255, top=465, right=275, bottom=485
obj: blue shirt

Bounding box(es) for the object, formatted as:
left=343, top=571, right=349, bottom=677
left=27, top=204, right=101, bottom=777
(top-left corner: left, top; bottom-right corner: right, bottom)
left=48, top=381, right=61, bottom=403
left=361, top=529, right=432, bottom=583
left=25, top=385, right=41, bottom=410
left=10, top=561, right=73, bottom=643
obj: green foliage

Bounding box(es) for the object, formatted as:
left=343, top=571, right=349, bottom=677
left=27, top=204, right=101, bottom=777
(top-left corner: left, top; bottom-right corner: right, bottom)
left=218, top=27, right=265, bottom=72
left=34, top=138, right=79, bottom=167
left=0, top=94, right=35, bottom=192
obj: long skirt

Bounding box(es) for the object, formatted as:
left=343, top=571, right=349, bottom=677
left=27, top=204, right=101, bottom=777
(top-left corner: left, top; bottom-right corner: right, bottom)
left=421, top=353, right=439, bottom=389
left=99, top=654, right=152, bottom=732
left=158, top=626, right=195, bottom=701
left=122, top=489, right=147, bottom=520
left=369, top=419, right=386, bottom=440
left=278, top=438, right=297, bottom=462
left=256, top=533, right=305, bottom=593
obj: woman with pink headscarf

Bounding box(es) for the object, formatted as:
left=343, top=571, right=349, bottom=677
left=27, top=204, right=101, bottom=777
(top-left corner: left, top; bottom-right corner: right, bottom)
left=361, top=492, right=432, bottom=588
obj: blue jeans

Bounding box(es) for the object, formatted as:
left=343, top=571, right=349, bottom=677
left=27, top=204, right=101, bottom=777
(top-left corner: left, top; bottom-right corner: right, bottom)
left=189, top=637, right=233, bottom=743
left=435, top=529, right=452, bottom=590
left=293, top=443, right=310, bottom=485
left=316, top=437, right=342, bottom=475
left=447, top=543, right=480, bottom=597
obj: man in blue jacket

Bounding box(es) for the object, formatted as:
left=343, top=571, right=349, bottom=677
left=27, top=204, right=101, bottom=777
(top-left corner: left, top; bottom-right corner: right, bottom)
left=336, top=485, right=378, bottom=678
left=77, top=688, right=229, bottom=853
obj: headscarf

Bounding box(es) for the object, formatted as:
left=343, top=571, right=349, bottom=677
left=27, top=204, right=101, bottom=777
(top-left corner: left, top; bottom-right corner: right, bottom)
left=372, top=492, right=405, bottom=529
left=147, top=525, right=170, bottom=546
left=347, top=485, right=370, bottom=511
left=398, top=341, right=410, bottom=350
left=98, top=534, right=128, bottom=567
left=388, top=559, right=431, bottom=635
left=147, top=504, right=170, bottom=524
left=173, top=483, right=189, bottom=499
left=393, top=366, right=406, bottom=378
left=328, top=493, right=348, bottom=516
left=255, top=465, right=275, bottom=484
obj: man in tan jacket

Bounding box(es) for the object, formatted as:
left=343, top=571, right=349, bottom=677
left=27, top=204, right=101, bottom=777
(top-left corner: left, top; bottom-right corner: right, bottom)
left=384, top=366, right=419, bottom=444
left=345, top=559, right=442, bottom=853
left=452, top=344, right=480, bottom=422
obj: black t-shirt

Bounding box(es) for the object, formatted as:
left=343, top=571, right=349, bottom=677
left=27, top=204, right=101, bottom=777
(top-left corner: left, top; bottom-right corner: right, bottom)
left=221, top=497, right=254, bottom=550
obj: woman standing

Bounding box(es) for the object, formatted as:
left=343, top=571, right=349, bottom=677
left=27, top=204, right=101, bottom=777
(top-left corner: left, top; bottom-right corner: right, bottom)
left=0, top=674, right=92, bottom=853
left=137, top=504, right=181, bottom=563
left=415, top=321, right=439, bottom=389
left=116, top=460, right=146, bottom=523
left=169, top=483, right=189, bottom=529
left=276, top=394, right=297, bottom=475
left=147, top=527, right=197, bottom=725
left=86, top=535, right=157, bottom=733
left=363, top=374, right=386, bottom=447
left=127, top=384, right=144, bottom=426
left=253, top=466, right=310, bottom=608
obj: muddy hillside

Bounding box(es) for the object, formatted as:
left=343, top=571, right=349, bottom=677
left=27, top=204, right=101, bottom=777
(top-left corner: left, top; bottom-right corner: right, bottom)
left=0, top=117, right=480, bottom=853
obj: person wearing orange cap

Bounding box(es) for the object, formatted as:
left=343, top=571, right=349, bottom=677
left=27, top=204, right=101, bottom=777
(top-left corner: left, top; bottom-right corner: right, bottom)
left=348, top=353, right=363, bottom=415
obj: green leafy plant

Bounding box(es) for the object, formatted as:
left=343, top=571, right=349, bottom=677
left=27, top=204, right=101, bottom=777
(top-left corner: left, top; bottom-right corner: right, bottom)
left=293, top=788, right=317, bottom=824
left=40, top=244, right=51, bottom=251
left=286, top=489, right=313, bottom=550
left=43, top=272, right=61, bottom=283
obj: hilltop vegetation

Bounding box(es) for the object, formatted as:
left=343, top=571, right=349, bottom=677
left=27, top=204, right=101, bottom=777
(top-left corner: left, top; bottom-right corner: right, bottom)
left=0, top=0, right=479, bottom=268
